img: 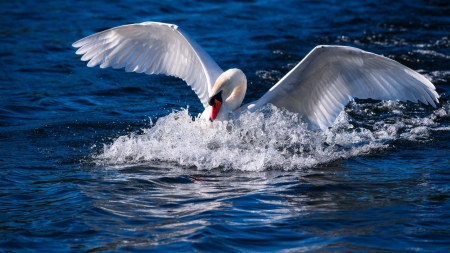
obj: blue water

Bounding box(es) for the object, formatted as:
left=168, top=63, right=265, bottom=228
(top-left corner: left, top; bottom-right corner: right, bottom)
left=1, top=0, right=450, bottom=252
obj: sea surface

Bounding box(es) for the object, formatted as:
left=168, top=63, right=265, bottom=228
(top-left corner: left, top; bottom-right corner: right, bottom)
left=1, top=0, right=450, bottom=252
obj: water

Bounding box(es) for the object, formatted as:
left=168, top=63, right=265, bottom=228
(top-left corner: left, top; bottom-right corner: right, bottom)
left=1, top=0, right=450, bottom=251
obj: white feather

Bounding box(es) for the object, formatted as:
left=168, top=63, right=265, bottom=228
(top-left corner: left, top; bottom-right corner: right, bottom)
left=74, top=24, right=439, bottom=131
left=72, top=22, right=223, bottom=108
left=238, top=45, right=439, bottom=130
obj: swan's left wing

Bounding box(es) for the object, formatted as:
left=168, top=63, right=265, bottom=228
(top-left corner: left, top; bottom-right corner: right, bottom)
left=72, top=22, right=223, bottom=108
left=240, top=45, right=439, bottom=130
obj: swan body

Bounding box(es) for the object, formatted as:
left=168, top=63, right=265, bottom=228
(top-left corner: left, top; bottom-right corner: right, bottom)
left=73, top=22, right=439, bottom=131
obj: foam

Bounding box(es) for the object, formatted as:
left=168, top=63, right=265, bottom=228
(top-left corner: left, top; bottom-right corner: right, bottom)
left=93, top=100, right=449, bottom=171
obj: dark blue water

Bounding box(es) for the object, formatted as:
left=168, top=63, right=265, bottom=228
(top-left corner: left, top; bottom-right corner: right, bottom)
left=1, top=0, right=450, bottom=252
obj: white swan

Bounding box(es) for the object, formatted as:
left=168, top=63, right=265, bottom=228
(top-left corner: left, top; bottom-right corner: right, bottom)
left=73, top=22, right=439, bottom=131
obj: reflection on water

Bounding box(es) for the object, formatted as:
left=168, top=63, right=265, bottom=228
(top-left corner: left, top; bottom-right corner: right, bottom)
left=80, top=161, right=450, bottom=251
left=1, top=0, right=450, bottom=251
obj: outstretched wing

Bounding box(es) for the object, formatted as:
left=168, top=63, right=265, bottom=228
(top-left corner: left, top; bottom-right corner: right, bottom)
left=72, top=22, right=223, bottom=108
left=241, top=45, right=439, bottom=130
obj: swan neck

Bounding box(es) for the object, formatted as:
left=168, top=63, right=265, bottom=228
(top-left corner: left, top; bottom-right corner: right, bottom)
left=212, top=68, right=247, bottom=111
left=226, top=79, right=246, bottom=111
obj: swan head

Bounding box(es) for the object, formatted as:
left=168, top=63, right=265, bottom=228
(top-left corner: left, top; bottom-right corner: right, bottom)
left=208, top=90, right=223, bottom=121
left=206, top=68, right=247, bottom=122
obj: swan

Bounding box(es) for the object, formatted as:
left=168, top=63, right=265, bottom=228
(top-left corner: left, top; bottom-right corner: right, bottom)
left=72, top=22, right=439, bottom=131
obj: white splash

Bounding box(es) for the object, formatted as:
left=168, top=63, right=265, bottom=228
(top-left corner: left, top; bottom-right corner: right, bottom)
left=94, top=102, right=446, bottom=171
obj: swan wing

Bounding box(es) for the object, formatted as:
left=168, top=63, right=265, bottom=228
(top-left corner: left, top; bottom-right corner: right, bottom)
left=72, top=22, right=223, bottom=108
left=242, top=45, right=439, bottom=130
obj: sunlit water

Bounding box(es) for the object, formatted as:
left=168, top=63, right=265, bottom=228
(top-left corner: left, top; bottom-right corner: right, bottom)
left=1, top=0, right=450, bottom=252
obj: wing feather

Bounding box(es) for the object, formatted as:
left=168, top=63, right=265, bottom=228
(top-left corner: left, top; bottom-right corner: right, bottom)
left=73, top=22, right=223, bottom=107
left=240, top=45, right=439, bottom=130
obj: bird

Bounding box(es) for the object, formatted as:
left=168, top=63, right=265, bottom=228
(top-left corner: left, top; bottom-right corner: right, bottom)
left=72, top=21, right=439, bottom=131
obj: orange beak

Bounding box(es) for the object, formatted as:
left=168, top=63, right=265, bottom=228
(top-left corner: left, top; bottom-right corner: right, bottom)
left=210, top=100, right=222, bottom=121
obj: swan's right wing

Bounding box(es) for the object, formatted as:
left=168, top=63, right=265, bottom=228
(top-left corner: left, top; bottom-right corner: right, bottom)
left=240, top=45, right=438, bottom=131
left=73, top=22, right=223, bottom=108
